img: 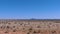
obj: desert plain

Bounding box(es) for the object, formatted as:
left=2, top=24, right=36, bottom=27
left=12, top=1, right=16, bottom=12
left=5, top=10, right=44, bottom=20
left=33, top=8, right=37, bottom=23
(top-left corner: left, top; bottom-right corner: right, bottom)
left=0, top=19, right=60, bottom=34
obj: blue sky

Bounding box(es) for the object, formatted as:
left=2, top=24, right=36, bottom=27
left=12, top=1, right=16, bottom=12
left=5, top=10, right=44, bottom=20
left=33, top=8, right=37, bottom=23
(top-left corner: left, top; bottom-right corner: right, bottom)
left=0, top=0, right=60, bottom=19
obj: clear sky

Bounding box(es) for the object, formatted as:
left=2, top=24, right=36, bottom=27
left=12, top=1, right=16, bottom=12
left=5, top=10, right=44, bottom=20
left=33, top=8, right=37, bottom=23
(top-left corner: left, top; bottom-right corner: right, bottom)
left=0, top=0, right=60, bottom=19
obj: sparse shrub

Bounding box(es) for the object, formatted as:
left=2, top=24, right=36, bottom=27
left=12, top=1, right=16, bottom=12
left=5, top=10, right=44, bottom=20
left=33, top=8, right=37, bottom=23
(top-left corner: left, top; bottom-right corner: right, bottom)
left=23, top=28, right=25, bottom=30
left=5, top=31, right=8, bottom=33
left=0, top=26, right=5, bottom=29
left=1, top=26, right=2, bottom=29
left=28, top=28, right=33, bottom=32
left=37, top=25, right=41, bottom=28
left=27, top=32, right=30, bottom=34
left=29, top=28, right=32, bottom=31
left=33, top=31, right=36, bottom=33
left=13, top=26, right=15, bottom=28
left=13, top=29, right=16, bottom=32
left=51, top=31, right=56, bottom=34
left=7, top=26, right=9, bottom=29
left=20, top=23, right=23, bottom=25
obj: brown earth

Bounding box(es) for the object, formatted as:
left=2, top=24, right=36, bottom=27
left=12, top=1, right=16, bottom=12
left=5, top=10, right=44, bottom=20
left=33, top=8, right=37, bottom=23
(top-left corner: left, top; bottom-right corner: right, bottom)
left=0, top=19, right=60, bottom=34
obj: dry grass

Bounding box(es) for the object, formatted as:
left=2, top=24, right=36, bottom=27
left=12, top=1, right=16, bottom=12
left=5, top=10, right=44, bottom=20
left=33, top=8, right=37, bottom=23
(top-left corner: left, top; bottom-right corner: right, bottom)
left=0, top=19, right=60, bottom=34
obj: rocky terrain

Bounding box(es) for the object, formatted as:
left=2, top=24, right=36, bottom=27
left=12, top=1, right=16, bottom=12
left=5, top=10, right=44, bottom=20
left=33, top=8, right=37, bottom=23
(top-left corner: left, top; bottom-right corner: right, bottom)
left=0, top=19, right=60, bottom=34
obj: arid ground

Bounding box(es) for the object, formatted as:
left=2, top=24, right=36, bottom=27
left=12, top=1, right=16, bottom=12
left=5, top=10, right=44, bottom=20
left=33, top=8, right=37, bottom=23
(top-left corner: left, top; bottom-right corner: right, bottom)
left=0, top=19, right=60, bottom=34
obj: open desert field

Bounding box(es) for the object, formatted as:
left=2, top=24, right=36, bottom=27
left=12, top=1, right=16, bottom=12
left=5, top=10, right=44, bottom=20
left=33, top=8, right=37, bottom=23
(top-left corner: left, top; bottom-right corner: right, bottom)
left=0, top=19, right=60, bottom=34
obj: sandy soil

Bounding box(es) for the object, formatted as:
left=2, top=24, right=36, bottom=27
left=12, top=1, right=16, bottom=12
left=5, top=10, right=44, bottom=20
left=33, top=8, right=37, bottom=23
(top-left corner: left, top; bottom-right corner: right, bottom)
left=0, top=19, right=60, bottom=34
